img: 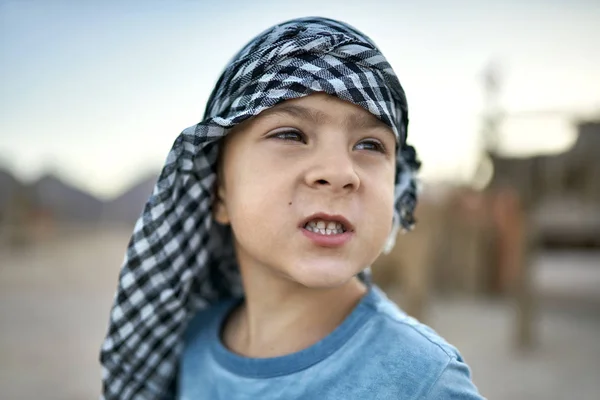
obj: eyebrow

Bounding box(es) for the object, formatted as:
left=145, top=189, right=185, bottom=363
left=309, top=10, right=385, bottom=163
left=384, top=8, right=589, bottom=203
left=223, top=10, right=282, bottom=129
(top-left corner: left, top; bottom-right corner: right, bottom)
left=258, top=103, right=392, bottom=133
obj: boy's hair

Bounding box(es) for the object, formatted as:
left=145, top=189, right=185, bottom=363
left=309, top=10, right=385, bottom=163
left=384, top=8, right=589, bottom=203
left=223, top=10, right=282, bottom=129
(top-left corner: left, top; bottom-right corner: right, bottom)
left=100, top=16, right=420, bottom=400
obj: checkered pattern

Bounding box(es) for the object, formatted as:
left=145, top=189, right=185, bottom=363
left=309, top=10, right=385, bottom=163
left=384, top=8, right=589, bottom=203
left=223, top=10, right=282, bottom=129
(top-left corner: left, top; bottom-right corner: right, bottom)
left=100, top=17, right=420, bottom=399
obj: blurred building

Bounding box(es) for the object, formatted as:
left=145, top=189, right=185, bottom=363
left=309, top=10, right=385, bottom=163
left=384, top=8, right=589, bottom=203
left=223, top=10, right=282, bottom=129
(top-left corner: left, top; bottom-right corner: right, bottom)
left=372, top=118, right=600, bottom=319
left=490, top=119, right=600, bottom=247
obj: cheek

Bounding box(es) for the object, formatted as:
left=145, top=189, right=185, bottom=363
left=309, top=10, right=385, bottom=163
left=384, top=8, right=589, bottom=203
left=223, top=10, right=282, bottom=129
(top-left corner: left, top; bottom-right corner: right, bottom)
left=226, top=166, right=292, bottom=237
left=364, top=171, right=396, bottom=240
left=366, top=162, right=396, bottom=207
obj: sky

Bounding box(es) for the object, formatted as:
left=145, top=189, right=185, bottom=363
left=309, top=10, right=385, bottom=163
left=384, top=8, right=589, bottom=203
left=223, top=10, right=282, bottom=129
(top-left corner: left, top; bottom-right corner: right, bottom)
left=1, top=0, right=599, bottom=199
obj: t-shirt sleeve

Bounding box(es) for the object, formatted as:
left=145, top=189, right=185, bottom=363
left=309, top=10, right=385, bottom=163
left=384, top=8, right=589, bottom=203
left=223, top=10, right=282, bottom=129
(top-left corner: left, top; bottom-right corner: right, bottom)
left=425, top=356, right=486, bottom=399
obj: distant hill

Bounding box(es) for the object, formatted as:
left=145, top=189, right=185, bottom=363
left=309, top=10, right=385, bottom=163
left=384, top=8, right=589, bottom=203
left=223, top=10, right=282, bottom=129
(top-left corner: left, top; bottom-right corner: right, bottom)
left=102, top=173, right=159, bottom=223
left=31, top=174, right=105, bottom=223
left=0, top=167, right=21, bottom=210
left=0, top=168, right=164, bottom=225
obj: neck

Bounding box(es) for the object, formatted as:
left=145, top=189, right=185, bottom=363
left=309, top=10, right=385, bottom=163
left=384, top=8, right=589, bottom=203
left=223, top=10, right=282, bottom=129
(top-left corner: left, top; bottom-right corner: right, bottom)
left=222, top=263, right=367, bottom=358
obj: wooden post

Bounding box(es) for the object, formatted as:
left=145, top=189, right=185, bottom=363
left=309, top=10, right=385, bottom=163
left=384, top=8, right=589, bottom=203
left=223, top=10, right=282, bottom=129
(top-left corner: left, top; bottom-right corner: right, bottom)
left=511, top=197, right=537, bottom=350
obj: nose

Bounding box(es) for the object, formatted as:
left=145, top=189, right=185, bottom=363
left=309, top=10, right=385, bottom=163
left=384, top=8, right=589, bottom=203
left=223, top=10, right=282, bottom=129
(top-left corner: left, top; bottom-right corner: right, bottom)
left=304, top=150, right=360, bottom=194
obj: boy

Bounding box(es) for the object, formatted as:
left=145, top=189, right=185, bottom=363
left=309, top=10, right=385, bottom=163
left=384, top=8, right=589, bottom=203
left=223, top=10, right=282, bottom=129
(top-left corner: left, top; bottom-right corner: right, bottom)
left=101, top=17, right=484, bottom=399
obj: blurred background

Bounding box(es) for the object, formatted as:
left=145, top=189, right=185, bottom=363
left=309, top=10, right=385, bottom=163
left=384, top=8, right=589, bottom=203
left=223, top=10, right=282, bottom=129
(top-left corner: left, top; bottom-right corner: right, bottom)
left=1, top=0, right=599, bottom=399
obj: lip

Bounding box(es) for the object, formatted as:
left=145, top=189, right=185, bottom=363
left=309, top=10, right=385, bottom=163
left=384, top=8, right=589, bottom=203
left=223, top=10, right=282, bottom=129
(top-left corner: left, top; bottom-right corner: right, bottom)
left=299, top=212, right=355, bottom=248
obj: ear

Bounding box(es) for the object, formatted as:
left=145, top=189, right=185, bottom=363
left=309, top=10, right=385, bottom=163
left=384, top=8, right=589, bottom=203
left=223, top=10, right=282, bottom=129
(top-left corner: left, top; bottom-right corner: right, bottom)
left=212, top=180, right=230, bottom=225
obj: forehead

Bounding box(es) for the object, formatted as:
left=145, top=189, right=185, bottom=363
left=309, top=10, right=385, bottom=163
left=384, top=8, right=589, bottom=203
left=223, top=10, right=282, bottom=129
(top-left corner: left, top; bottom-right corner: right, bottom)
left=256, top=93, right=395, bottom=135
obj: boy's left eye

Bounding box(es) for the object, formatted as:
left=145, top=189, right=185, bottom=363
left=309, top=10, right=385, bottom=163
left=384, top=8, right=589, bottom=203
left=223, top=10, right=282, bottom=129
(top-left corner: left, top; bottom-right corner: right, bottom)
left=355, top=139, right=386, bottom=153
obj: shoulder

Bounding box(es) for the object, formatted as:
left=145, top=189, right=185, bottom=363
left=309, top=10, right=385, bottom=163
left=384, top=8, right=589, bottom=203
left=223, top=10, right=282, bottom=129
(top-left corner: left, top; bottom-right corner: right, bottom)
left=364, top=286, right=462, bottom=362
left=357, top=287, right=484, bottom=399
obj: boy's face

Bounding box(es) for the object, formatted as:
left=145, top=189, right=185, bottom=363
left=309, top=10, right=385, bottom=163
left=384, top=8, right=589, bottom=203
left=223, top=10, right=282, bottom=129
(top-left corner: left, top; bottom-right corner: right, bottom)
left=214, top=93, right=397, bottom=288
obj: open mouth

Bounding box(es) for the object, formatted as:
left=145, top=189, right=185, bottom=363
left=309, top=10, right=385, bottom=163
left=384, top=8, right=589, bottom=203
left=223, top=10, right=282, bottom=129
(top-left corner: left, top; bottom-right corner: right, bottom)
left=301, top=214, right=353, bottom=236
left=304, top=219, right=346, bottom=235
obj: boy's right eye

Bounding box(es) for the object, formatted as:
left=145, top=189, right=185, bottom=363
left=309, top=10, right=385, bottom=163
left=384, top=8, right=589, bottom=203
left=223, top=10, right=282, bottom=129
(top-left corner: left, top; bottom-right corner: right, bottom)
left=268, top=130, right=306, bottom=143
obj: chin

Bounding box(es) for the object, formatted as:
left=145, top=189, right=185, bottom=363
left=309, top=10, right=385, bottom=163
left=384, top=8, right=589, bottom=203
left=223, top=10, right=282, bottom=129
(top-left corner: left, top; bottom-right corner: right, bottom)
left=285, top=260, right=361, bottom=289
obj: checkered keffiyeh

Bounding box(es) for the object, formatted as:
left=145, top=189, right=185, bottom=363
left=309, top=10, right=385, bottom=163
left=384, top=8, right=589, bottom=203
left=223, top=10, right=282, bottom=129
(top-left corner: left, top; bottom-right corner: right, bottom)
left=100, top=16, right=420, bottom=399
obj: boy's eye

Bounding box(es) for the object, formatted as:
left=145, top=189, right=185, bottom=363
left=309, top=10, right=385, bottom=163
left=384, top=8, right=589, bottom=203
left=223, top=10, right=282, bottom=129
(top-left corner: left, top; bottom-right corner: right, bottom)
left=355, top=139, right=386, bottom=153
left=269, top=130, right=306, bottom=143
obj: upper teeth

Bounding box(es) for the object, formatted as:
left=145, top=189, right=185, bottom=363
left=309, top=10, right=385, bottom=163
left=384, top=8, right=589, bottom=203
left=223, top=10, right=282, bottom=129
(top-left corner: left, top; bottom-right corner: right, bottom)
left=305, top=219, right=345, bottom=235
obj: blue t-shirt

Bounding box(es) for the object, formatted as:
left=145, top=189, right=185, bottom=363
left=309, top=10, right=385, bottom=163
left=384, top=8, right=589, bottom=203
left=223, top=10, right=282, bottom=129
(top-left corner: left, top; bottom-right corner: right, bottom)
left=178, top=286, right=484, bottom=399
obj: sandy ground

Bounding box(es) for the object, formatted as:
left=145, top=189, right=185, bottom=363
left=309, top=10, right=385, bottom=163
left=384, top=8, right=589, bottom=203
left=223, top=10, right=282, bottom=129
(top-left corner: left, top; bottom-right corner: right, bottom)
left=0, top=225, right=599, bottom=399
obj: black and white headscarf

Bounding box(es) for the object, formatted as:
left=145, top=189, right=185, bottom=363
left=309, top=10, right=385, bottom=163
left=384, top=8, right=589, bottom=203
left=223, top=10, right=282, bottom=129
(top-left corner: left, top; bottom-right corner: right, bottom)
left=100, top=16, right=420, bottom=400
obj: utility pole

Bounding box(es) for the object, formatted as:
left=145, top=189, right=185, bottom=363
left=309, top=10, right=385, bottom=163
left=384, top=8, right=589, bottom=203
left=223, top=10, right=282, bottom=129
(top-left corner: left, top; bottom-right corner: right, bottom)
left=479, top=61, right=535, bottom=351
left=480, top=61, right=503, bottom=155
